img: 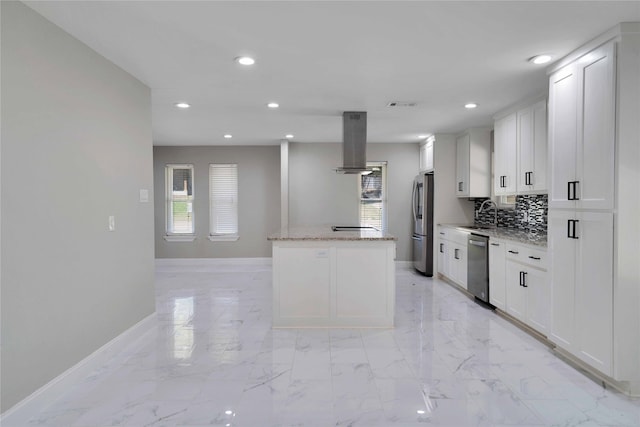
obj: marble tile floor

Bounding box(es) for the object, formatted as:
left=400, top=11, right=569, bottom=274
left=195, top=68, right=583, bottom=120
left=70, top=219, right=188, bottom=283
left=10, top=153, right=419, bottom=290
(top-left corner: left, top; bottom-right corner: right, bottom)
left=23, top=262, right=639, bottom=427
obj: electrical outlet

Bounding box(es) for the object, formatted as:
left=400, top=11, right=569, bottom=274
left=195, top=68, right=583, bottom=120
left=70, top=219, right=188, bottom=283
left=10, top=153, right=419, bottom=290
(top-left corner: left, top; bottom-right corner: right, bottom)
left=108, top=215, right=115, bottom=231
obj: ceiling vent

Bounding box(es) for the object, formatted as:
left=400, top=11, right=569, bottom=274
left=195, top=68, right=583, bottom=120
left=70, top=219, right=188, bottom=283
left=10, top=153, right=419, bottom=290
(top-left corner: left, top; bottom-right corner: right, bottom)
left=387, top=101, right=417, bottom=107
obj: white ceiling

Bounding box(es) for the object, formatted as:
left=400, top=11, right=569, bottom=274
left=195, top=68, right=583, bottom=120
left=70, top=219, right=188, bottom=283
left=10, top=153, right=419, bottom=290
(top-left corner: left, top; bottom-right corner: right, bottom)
left=24, top=1, right=640, bottom=146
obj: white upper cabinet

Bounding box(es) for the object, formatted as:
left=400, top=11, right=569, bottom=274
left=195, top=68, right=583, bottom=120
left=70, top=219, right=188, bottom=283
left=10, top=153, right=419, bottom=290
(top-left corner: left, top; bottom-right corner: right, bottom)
left=455, top=129, right=491, bottom=198
left=419, top=139, right=434, bottom=172
left=548, top=41, right=615, bottom=210
left=493, top=97, right=547, bottom=196
left=494, top=113, right=517, bottom=195
left=517, top=100, right=547, bottom=193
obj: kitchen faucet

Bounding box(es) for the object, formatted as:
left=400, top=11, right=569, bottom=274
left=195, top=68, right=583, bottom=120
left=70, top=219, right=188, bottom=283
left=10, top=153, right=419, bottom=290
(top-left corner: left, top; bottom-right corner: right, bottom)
left=477, top=199, right=498, bottom=228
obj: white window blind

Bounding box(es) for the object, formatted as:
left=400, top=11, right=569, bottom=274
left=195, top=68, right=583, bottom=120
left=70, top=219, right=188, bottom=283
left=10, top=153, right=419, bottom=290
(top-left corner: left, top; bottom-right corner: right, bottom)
left=359, top=162, right=387, bottom=231
left=209, top=164, right=238, bottom=240
left=165, top=164, right=194, bottom=235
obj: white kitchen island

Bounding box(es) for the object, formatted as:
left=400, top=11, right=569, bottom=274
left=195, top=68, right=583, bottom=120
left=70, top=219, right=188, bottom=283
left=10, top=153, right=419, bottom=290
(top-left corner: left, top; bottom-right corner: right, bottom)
left=268, top=226, right=397, bottom=328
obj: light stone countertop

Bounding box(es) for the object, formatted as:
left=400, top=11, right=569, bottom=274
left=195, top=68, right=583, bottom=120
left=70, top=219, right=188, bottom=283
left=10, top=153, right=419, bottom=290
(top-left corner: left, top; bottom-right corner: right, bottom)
left=439, top=224, right=547, bottom=247
left=268, top=225, right=397, bottom=241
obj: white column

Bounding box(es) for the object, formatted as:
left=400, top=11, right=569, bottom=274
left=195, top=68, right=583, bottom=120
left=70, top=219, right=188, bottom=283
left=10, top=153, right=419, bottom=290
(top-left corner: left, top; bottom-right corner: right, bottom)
left=280, top=139, right=289, bottom=230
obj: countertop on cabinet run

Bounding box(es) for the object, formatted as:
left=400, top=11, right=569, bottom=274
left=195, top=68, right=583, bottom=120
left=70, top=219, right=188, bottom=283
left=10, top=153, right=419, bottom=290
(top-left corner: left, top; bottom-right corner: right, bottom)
left=440, top=224, right=547, bottom=247
left=268, top=225, right=397, bottom=241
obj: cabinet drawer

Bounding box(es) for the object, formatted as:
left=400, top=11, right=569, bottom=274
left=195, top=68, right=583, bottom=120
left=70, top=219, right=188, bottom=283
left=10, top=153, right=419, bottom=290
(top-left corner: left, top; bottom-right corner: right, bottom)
left=505, top=243, right=547, bottom=270
left=449, top=229, right=470, bottom=246
left=521, top=247, right=547, bottom=270
left=437, top=227, right=449, bottom=241
left=505, top=243, right=525, bottom=261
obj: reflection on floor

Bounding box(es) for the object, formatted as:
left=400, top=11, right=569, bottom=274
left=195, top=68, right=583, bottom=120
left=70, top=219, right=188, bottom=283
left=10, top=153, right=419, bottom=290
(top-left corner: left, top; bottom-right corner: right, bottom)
left=25, top=262, right=639, bottom=426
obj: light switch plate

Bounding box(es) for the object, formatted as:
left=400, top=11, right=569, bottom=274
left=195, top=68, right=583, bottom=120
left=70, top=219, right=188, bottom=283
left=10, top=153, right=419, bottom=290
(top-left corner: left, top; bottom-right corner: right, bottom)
left=139, top=189, right=149, bottom=203
left=108, top=215, right=115, bottom=231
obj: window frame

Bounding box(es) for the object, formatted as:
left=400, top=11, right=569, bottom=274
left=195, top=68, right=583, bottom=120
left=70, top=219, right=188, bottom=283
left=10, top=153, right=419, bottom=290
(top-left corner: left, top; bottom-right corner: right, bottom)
left=208, top=163, right=239, bottom=242
left=164, top=164, right=196, bottom=242
left=358, top=161, right=388, bottom=231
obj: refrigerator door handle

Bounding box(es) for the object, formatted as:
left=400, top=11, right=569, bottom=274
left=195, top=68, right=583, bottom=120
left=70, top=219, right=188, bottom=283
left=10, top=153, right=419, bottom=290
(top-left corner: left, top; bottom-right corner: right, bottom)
left=411, top=181, right=417, bottom=221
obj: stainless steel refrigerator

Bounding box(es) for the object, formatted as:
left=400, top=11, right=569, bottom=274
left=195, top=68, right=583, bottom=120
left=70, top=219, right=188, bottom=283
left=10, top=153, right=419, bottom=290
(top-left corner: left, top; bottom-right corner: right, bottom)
left=412, top=173, right=434, bottom=276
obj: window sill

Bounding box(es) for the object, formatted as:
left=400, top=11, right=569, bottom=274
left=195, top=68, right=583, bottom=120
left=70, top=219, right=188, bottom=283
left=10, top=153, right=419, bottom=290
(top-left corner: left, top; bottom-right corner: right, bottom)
left=208, top=235, right=239, bottom=242
left=164, top=235, right=196, bottom=242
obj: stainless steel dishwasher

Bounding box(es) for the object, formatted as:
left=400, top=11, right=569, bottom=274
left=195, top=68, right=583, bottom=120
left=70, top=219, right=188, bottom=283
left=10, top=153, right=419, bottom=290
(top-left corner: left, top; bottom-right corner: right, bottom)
left=467, top=234, right=489, bottom=303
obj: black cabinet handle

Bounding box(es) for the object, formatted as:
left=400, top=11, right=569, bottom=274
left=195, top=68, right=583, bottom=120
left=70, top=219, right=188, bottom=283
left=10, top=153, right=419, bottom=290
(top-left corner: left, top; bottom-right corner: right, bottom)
left=458, top=182, right=463, bottom=192
left=521, top=271, right=528, bottom=287
left=439, top=232, right=445, bottom=235
left=454, top=248, right=460, bottom=260
left=508, top=250, right=519, bottom=254
left=568, top=181, right=580, bottom=200
left=525, top=171, right=533, bottom=186
left=490, top=243, right=500, bottom=246
left=528, top=256, right=541, bottom=260
left=567, top=219, right=579, bottom=239
left=439, top=243, right=444, bottom=253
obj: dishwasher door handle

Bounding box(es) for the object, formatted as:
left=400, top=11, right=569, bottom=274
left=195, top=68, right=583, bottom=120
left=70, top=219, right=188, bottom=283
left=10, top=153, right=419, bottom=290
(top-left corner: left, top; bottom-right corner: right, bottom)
left=469, top=240, right=487, bottom=247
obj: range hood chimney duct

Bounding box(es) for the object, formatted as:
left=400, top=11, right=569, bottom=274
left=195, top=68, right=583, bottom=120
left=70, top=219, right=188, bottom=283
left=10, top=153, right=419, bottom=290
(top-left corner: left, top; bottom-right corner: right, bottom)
left=335, top=111, right=368, bottom=174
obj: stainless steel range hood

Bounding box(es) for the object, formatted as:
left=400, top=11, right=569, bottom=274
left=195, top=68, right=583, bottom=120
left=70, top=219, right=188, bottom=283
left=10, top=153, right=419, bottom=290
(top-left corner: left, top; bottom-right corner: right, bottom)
left=335, top=111, right=368, bottom=174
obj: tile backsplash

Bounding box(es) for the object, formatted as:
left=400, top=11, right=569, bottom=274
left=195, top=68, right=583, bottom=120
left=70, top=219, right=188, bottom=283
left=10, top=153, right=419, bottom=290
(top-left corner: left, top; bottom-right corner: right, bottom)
left=474, top=194, right=547, bottom=234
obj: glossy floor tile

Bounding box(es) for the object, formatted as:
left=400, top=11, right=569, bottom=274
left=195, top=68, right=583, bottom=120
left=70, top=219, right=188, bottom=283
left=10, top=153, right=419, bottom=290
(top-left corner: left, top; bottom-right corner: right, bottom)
left=25, top=262, right=639, bottom=426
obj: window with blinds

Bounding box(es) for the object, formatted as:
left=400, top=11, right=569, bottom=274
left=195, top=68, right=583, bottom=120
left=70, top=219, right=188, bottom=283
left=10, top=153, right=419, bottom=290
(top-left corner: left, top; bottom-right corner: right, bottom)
left=165, top=164, right=195, bottom=235
left=209, top=164, right=239, bottom=240
left=359, top=162, right=387, bottom=231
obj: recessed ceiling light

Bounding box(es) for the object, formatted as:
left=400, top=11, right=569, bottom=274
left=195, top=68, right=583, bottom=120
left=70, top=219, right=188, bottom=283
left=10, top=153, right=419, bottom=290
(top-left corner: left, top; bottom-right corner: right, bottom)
left=417, top=410, right=426, bottom=415
left=235, top=56, right=255, bottom=66
left=223, top=134, right=233, bottom=139
left=418, top=134, right=428, bottom=139
left=267, top=102, right=279, bottom=109
left=175, top=102, right=190, bottom=109
left=464, top=103, right=478, bottom=109
left=529, top=54, right=552, bottom=65
left=285, top=134, right=294, bottom=139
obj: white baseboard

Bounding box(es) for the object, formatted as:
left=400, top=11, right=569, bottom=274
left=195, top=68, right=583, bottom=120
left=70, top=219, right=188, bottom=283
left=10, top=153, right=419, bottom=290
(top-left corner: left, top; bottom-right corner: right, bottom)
left=156, top=258, right=409, bottom=269
left=0, top=313, right=157, bottom=425
left=155, top=257, right=272, bottom=269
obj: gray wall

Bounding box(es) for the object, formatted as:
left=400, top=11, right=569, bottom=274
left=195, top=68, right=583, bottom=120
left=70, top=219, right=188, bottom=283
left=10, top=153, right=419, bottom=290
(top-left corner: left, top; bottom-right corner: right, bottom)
left=153, top=146, right=280, bottom=258
left=1, top=1, right=155, bottom=412
left=288, top=142, right=419, bottom=261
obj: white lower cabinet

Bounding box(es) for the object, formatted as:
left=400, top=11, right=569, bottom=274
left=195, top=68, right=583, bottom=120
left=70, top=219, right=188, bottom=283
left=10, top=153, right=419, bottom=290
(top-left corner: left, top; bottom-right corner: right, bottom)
left=272, top=241, right=396, bottom=327
left=496, top=241, right=549, bottom=336
left=438, top=227, right=468, bottom=290
left=489, top=240, right=506, bottom=310
left=549, top=210, right=613, bottom=375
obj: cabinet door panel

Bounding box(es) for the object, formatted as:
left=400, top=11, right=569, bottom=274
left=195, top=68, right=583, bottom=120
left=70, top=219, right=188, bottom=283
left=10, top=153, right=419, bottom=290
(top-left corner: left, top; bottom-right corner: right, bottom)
left=489, top=242, right=506, bottom=310
left=532, top=100, right=547, bottom=192
left=548, top=66, right=578, bottom=209
left=456, top=134, right=470, bottom=196
left=494, top=114, right=517, bottom=195
left=525, top=267, right=550, bottom=335
left=505, top=261, right=526, bottom=321
left=336, top=248, right=389, bottom=318
left=548, top=210, right=577, bottom=348
left=575, top=211, right=613, bottom=375
left=577, top=43, right=615, bottom=210
left=457, top=244, right=468, bottom=289
left=518, top=100, right=547, bottom=193
left=438, top=239, right=449, bottom=278
left=276, top=247, right=330, bottom=319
